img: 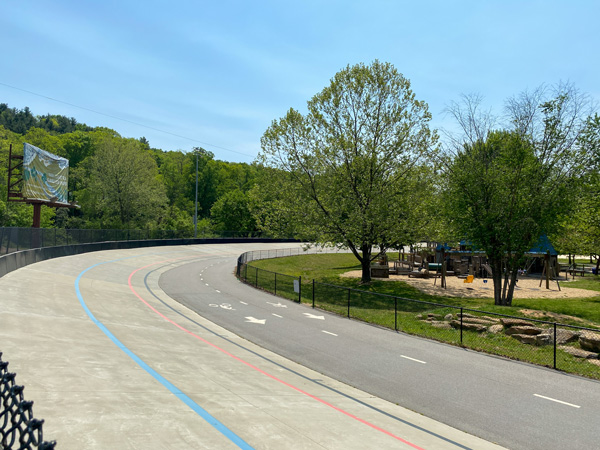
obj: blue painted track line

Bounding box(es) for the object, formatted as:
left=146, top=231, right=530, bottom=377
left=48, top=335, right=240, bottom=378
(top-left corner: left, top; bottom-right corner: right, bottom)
left=75, top=257, right=254, bottom=450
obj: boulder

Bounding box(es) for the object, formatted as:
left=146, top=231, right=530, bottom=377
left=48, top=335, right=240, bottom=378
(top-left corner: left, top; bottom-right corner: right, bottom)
left=588, top=359, right=600, bottom=367
left=537, top=329, right=579, bottom=345
left=535, top=334, right=552, bottom=346
left=511, top=334, right=538, bottom=345
left=559, top=346, right=599, bottom=359
left=504, top=326, right=544, bottom=336
left=556, top=329, right=580, bottom=345
left=500, top=318, right=534, bottom=328
left=430, top=321, right=452, bottom=330
left=487, top=324, right=504, bottom=334
left=450, top=320, right=487, bottom=332
left=457, top=313, right=477, bottom=319
left=415, top=314, right=423, bottom=319
left=462, top=317, right=498, bottom=326
left=480, top=316, right=501, bottom=323
left=579, top=332, right=600, bottom=353
left=427, top=313, right=442, bottom=320
left=444, top=313, right=454, bottom=321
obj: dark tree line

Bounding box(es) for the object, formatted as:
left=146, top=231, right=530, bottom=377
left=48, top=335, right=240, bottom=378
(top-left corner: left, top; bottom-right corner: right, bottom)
left=0, top=103, right=92, bottom=135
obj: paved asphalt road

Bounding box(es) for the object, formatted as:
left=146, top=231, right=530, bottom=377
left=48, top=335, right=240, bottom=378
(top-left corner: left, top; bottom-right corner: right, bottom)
left=159, top=252, right=600, bottom=450
left=1, top=243, right=510, bottom=449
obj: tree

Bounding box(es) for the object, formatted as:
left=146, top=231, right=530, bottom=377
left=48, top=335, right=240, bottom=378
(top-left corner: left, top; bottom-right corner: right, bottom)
left=443, top=85, right=594, bottom=305
left=210, top=189, right=257, bottom=235
left=79, top=137, right=168, bottom=228
left=258, top=61, right=437, bottom=282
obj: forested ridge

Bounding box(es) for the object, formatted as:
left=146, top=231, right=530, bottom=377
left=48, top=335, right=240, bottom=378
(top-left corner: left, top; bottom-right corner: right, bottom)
left=0, top=103, right=261, bottom=234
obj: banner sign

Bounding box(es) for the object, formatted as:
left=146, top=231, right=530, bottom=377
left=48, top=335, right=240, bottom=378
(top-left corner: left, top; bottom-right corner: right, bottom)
left=22, top=143, right=69, bottom=204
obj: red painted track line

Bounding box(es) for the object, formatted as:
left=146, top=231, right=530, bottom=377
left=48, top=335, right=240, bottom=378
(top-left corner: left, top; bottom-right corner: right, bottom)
left=127, top=259, right=426, bottom=450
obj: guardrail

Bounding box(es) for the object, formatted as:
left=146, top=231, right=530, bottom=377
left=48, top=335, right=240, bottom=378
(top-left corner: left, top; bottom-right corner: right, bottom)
left=0, top=228, right=297, bottom=280
left=236, top=249, right=600, bottom=380
left=0, top=352, right=56, bottom=450
left=0, top=227, right=270, bottom=256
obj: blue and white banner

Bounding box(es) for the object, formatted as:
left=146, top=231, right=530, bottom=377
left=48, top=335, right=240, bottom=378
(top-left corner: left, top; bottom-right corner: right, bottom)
left=22, top=143, right=69, bottom=204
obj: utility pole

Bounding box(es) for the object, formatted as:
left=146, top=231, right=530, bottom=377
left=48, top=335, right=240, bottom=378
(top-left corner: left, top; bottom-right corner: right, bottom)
left=194, top=149, right=198, bottom=238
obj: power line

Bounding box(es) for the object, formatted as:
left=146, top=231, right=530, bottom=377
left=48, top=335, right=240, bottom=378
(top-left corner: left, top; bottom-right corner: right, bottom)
left=0, top=81, right=255, bottom=158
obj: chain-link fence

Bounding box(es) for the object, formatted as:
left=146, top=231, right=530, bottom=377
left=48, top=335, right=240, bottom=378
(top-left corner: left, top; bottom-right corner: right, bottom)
left=238, top=263, right=301, bottom=303
left=0, top=227, right=273, bottom=255
left=236, top=248, right=600, bottom=380
left=0, top=352, right=56, bottom=450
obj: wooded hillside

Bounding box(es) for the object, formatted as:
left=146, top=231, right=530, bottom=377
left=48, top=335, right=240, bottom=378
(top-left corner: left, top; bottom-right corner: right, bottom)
left=0, top=103, right=260, bottom=234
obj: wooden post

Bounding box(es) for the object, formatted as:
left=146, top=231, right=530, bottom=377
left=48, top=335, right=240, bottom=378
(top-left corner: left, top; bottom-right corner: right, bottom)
left=545, top=251, right=550, bottom=290
left=442, top=249, right=447, bottom=289
left=32, top=203, right=42, bottom=228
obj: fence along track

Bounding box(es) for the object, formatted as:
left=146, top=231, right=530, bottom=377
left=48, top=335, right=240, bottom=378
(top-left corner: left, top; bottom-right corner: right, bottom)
left=236, top=248, right=600, bottom=380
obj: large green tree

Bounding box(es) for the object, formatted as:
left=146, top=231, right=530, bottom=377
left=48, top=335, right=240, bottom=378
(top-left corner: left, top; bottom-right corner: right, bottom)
left=443, top=86, right=594, bottom=305
left=79, top=136, right=168, bottom=229
left=258, top=61, right=437, bottom=282
left=210, top=189, right=257, bottom=235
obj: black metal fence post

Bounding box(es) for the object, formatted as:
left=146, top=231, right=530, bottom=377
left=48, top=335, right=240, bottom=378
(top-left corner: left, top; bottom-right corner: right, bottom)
left=298, top=275, right=302, bottom=303
left=394, top=297, right=398, bottom=331
left=347, top=288, right=351, bottom=318
left=460, top=307, right=463, bottom=344
left=274, top=272, right=277, bottom=295
left=255, top=267, right=258, bottom=287
left=312, top=279, right=315, bottom=308
left=554, top=323, right=557, bottom=370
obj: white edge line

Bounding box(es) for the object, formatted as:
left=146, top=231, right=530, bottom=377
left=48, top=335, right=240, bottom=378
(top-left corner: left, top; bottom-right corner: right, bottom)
left=400, top=355, right=427, bottom=364
left=533, top=394, right=581, bottom=408
left=322, top=330, right=338, bottom=336
left=272, top=313, right=283, bottom=318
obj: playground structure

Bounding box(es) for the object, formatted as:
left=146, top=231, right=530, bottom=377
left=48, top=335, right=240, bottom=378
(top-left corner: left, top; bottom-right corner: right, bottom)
left=380, top=238, right=568, bottom=291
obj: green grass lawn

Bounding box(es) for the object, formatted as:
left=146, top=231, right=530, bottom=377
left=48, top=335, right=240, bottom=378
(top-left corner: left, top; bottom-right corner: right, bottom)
left=250, top=253, right=600, bottom=325
left=244, top=252, right=600, bottom=380
left=558, top=257, right=599, bottom=266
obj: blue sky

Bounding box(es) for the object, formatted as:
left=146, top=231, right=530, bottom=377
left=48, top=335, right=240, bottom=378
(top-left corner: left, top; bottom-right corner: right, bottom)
left=2, top=1, right=598, bottom=163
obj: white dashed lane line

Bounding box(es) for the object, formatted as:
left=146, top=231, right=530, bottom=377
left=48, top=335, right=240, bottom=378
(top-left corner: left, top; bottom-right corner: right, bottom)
left=215, top=290, right=221, bottom=293
left=322, top=330, right=338, bottom=337
left=534, top=394, right=581, bottom=408
left=272, top=313, right=283, bottom=318
left=400, top=355, right=427, bottom=364
left=240, top=301, right=248, bottom=305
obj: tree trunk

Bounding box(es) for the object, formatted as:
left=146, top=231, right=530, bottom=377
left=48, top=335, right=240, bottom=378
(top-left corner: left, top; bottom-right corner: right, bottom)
left=360, top=244, right=372, bottom=284
left=491, top=258, right=504, bottom=305
left=504, top=268, right=518, bottom=306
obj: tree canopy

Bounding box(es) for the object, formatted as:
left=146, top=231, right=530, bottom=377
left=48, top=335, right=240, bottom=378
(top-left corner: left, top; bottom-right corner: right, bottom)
left=442, top=85, right=595, bottom=305
left=258, top=61, right=437, bottom=282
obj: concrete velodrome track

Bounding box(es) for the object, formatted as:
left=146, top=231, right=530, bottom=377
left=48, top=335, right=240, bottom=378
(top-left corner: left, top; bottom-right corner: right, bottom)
left=2, top=241, right=597, bottom=449
left=0, top=242, right=510, bottom=449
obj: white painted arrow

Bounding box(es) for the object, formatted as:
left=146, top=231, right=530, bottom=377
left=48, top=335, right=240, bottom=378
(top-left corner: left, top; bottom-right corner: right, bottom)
left=303, top=312, right=325, bottom=320
left=245, top=316, right=266, bottom=324
left=267, top=302, right=288, bottom=308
